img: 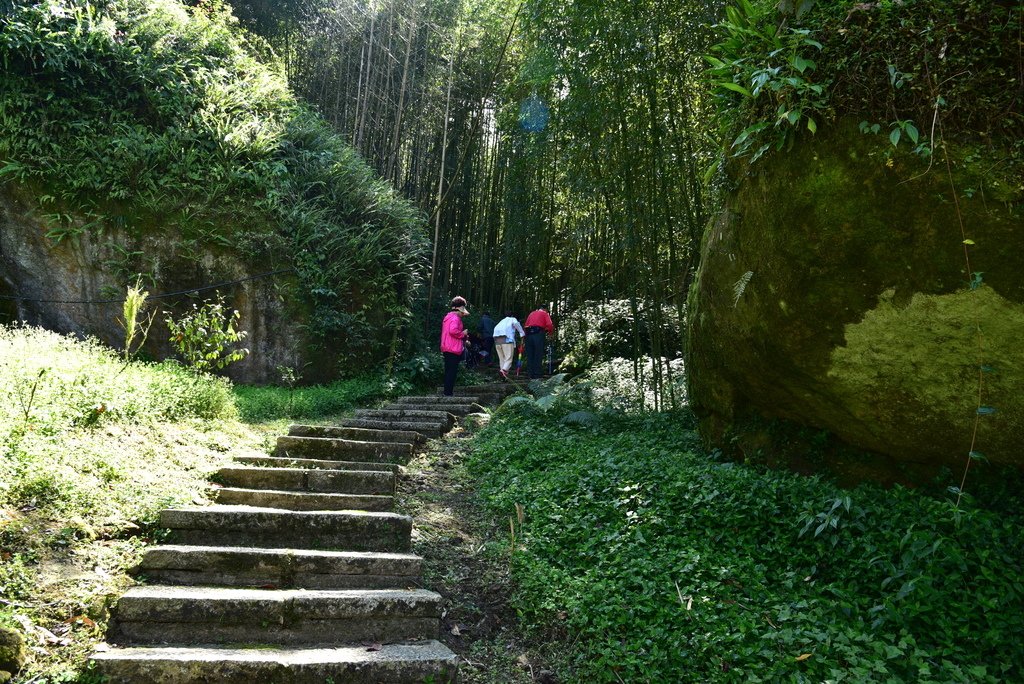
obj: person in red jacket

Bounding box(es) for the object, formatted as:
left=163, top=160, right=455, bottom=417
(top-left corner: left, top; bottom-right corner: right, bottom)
left=523, top=304, right=554, bottom=379
left=440, top=296, right=470, bottom=395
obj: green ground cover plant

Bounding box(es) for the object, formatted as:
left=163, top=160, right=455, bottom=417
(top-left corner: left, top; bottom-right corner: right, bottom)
left=0, top=324, right=268, bottom=681
left=467, top=403, right=1024, bottom=682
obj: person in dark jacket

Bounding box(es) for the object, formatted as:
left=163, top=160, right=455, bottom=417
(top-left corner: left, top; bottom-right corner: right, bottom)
left=477, top=311, right=496, bottom=366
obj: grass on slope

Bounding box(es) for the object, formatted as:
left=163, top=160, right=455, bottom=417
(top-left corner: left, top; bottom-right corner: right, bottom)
left=0, top=325, right=270, bottom=682
left=467, top=404, right=1024, bottom=683
left=0, top=324, right=442, bottom=681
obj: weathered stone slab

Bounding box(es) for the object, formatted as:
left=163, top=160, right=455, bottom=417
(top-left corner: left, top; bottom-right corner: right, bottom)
left=111, top=587, right=441, bottom=646
left=382, top=402, right=483, bottom=417
left=161, top=506, right=412, bottom=552
left=214, top=488, right=394, bottom=512
left=355, top=409, right=454, bottom=427
left=287, top=425, right=424, bottom=446
left=396, top=395, right=479, bottom=406
left=232, top=456, right=400, bottom=474
left=139, top=545, right=421, bottom=590
left=338, top=419, right=444, bottom=438
left=217, top=467, right=394, bottom=495
left=90, top=641, right=458, bottom=683
left=439, top=383, right=517, bottom=397
left=275, top=436, right=412, bottom=464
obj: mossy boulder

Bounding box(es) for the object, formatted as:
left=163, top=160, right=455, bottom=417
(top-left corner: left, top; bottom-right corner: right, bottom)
left=0, top=626, right=26, bottom=680
left=686, top=120, right=1023, bottom=476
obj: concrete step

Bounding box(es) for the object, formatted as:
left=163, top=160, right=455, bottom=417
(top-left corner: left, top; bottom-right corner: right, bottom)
left=287, top=425, right=424, bottom=447
left=396, top=395, right=481, bottom=406
left=232, top=456, right=400, bottom=474
left=354, top=408, right=455, bottom=426
left=338, top=419, right=445, bottom=438
left=214, top=488, right=394, bottom=512
left=110, top=586, right=442, bottom=646
left=162, top=506, right=412, bottom=553
left=381, top=402, right=483, bottom=417
left=217, top=467, right=395, bottom=496
left=440, top=383, right=518, bottom=397
left=91, top=641, right=458, bottom=683
left=138, top=545, right=421, bottom=590
left=276, top=436, right=413, bottom=464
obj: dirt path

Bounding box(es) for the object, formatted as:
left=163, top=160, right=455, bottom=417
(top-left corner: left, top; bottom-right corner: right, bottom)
left=399, top=422, right=556, bottom=684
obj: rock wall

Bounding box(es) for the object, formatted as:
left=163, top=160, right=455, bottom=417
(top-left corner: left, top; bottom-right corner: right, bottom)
left=686, top=120, right=1023, bottom=475
left=0, top=186, right=312, bottom=384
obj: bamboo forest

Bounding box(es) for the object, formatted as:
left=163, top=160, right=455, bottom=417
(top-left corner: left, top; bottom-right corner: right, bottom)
left=0, top=0, right=1021, bottom=682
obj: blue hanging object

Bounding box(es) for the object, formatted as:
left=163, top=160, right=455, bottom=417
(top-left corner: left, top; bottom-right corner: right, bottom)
left=519, top=94, right=549, bottom=133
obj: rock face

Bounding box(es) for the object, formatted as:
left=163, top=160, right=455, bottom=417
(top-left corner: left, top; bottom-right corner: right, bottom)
left=686, top=120, right=1023, bottom=475
left=0, top=186, right=312, bottom=384
left=0, top=626, right=26, bottom=682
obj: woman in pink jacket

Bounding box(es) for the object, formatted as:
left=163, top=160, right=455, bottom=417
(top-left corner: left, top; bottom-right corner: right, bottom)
left=440, top=296, right=470, bottom=396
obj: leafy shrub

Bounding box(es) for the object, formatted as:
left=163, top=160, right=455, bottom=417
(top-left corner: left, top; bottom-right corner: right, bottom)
left=709, top=0, right=1023, bottom=161
left=166, top=296, right=249, bottom=373
left=468, top=409, right=1024, bottom=682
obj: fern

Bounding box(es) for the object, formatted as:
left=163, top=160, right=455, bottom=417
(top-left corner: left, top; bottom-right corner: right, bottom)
left=529, top=372, right=568, bottom=397
left=561, top=410, right=600, bottom=426
left=503, top=395, right=534, bottom=407
left=732, top=270, right=754, bottom=307
left=535, top=395, right=557, bottom=412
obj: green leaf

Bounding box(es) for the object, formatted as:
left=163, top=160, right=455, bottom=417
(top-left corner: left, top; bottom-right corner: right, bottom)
left=962, top=239, right=975, bottom=245
left=905, top=122, right=919, bottom=144
left=889, top=128, right=902, bottom=147
left=806, top=117, right=817, bottom=134
left=792, top=55, right=813, bottom=73
left=717, top=81, right=752, bottom=97
left=702, top=160, right=719, bottom=185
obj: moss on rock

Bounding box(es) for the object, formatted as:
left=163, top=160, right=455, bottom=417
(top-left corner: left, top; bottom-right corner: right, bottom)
left=687, top=119, right=1023, bottom=475
left=0, top=626, right=26, bottom=679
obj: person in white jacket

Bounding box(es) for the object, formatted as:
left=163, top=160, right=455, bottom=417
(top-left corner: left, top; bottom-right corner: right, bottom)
left=492, top=311, right=525, bottom=378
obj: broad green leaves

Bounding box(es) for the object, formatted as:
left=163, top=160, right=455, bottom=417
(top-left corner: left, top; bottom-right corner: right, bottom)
left=707, top=0, right=827, bottom=160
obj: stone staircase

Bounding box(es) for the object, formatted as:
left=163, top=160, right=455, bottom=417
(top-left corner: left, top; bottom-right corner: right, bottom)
left=90, top=383, right=519, bottom=683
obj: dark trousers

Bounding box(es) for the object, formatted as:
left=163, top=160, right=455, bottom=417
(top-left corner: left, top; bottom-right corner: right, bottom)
left=525, top=333, right=545, bottom=379
left=443, top=352, right=461, bottom=396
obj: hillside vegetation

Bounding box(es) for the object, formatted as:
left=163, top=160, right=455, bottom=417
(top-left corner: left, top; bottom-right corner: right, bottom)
left=0, top=0, right=427, bottom=364
left=469, top=399, right=1024, bottom=683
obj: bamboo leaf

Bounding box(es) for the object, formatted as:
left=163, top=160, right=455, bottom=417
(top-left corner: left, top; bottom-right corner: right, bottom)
left=717, top=81, right=753, bottom=97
